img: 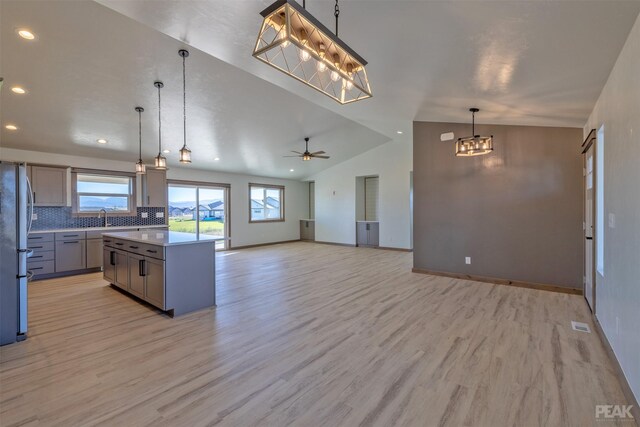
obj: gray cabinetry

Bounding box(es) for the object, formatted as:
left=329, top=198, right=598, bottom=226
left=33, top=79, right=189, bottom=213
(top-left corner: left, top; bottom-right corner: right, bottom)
left=86, top=238, right=102, bottom=269
left=30, top=165, right=67, bottom=206
left=54, top=231, right=86, bottom=272
left=27, top=233, right=56, bottom=277
left=144, top=258, right=165, bottom=309
left=356, top=222, right=379, bottom=247
left=103, top=246, right=115, bottom=283
left=300, top=220, right=315, bottom=241
left=142, top=169, right=167, bottom=208
left=127, top=253, right=145, bottom=299
left=114, top=249, right=128, bottom=290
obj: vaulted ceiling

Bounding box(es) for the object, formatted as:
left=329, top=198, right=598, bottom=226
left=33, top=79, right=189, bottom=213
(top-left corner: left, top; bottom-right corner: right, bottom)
left=2, top=0, right=639, bottom=178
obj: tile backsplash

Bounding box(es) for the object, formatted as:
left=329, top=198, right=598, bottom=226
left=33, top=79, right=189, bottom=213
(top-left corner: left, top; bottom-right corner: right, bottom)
left=31, top=207, right=166, bottom=230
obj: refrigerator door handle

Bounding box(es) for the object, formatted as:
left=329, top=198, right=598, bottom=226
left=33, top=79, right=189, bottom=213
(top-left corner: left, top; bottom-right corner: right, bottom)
left=26, top=176, right=34, bottom=234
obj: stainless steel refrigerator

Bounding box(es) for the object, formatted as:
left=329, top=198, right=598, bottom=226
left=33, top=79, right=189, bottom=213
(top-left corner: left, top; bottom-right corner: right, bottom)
left=0, top=161, right=33, bottom=346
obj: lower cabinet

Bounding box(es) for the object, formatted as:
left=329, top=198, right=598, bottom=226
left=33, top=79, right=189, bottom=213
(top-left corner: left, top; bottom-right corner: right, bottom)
left=86, top=238, right=103, bottom=269
left=55, top=239, right=86, bottom=272
left=103, top=248, right=116, bottom=283
left=127, top=253, right=145, bottom=299
left=356, top=222, right=379, bottom=247
left=114, top=249, right=129, bottom=290
left=104, top=240, right=165, bottom=310
left=144, top=258, right=165, bottom=309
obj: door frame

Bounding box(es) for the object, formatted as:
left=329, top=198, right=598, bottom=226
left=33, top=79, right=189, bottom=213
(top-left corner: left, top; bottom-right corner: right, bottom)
left=581, top=129, right=597, bottom=313
left=167, top=180, right=231, bottom=250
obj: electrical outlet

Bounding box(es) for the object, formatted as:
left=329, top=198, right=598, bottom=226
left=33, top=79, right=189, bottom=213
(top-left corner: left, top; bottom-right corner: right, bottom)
left=156, top=212, right=164, bottom=218
left=141, top=212, right=148, bottom=218
left=32, top=213, right=38, bottom=220
left=608, top=213, right=616, bottom=228
left=465, top=257, right=471, bottom=265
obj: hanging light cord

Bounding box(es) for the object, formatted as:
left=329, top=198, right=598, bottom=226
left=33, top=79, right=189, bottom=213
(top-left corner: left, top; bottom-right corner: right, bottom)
left=472, top=110, right=475, bottom=136
left=182, top=53, right=187, bottom=151
left=334, top=0, right=340, bottom=36
left=157, top=84, right=162, bottom=155
left=138, top=109, right=142, bottom=161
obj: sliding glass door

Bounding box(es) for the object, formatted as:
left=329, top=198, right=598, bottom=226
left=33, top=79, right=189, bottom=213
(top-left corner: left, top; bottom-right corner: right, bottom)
left=168, top=182, right=229, bottom=250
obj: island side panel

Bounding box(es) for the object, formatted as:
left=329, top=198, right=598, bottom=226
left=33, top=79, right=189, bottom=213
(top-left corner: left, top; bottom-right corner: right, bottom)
left=165, top=242, right=216, bottom=315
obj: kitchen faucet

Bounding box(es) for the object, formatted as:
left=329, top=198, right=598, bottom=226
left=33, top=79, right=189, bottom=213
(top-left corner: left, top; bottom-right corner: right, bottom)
left=98, top=208, right=109, bottom=227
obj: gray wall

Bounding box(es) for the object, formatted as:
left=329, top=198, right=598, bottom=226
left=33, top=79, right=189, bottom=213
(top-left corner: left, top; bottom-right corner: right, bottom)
left=584, top=12, right=640, bottom=403
left=413, top=121, right=583, bottom=289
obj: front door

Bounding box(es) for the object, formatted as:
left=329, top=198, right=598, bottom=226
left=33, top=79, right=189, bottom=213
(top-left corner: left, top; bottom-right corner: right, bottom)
left=584, top=143, right=595, bottom=311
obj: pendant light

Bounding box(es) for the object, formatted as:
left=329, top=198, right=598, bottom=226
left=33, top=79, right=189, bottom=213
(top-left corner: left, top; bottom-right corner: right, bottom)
left=134, top=106, right=146, bottom=175
left=455, top=108, right=494, bottom=157
left=253, top=0, right=371, bottom=104
left=178, top=49, right=192, bottom=164
left=153, top=81, right=167, bottom=169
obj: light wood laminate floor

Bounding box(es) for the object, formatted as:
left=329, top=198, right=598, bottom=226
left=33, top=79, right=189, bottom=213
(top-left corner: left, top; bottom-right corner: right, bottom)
left=0, top=242, right=631, bottom=427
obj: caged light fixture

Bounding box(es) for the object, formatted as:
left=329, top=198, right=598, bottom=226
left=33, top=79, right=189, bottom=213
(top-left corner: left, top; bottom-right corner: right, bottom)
left=134, top=106, right=146, bottom=175
left=153, top=81, right=168, bottom=170
left=455, top=108, right=494, bottom=157
left=253, top=0, right=371, bottom=104
left=178, top=49, right=192, bottom=164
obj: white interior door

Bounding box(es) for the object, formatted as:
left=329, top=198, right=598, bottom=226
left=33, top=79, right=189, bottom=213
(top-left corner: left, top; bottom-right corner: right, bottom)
left=584, top=144, right=595, bottom=311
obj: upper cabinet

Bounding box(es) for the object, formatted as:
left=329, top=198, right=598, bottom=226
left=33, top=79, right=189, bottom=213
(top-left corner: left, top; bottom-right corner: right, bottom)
left=29, top=165, right=68, bottom=206
left=142, top=169, right=167, bottom=208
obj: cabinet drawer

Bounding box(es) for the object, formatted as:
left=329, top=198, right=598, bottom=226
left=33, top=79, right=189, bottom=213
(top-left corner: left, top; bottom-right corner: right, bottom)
left=28, top=260, right=55, bottom=275
left=28, top=233, right=54, bottom=243
left=55, top=231, right=86, bottom=241
left=28, top=250, right=55, bottom=262
left=139, top=244, right=164, bottom=260
left=28, top=241, right=55, bottom=252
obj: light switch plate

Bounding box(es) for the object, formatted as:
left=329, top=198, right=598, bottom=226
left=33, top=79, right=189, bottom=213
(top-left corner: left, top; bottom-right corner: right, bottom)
left=141, top=212, right=148, bottom=218
left=32, top=213, right=38, bottom=220
left=465, top=257, right=471, bottom=265
left=156, top=212, right=164, bottom=218
left=608, top=213, right=616, bottom=228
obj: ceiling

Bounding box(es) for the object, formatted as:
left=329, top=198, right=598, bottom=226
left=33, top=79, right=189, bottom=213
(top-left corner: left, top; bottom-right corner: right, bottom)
left=97, top=0, right=640, bottom=134
left=2, top=1, right=639, bottom=179
left=0, top=0, right=389, bottom=179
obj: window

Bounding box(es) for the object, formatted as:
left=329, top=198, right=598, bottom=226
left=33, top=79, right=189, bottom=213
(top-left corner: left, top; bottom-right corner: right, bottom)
left=74, top=172, right=134, bottom=214
left=250, top=184, right=284, bottom=222
left=596, top=125, right=605, bottom=276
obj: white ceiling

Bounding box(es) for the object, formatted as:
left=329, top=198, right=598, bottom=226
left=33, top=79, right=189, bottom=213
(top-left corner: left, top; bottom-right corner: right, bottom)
left=2, top=0, right=639, bottom=179
left=97, top=0, right=640, bottom=134
left=0, top=0, right=390, bottom=179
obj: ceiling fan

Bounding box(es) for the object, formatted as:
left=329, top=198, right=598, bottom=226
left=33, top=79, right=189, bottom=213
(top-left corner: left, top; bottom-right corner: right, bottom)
left=284, top=137, right=330, bottom=161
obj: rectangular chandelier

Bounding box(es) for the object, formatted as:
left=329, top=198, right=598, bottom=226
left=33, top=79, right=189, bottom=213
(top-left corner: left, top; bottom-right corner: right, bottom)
left=253, top=0, right=372, bottom=105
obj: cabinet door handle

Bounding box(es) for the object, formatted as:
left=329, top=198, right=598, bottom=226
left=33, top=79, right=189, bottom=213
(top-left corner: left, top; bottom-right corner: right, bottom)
left=33, top=192, right=36, bottom=203
left=129, top=246, right=139, bottom=249
left=63, top=234, right=78, bottom=238
left=30, top=255, right=43, bottom=259
left=29, top=236, right=43, bottom=240
left=366, top=224, right=370, bottom=231
left=31, top=267, right=43, bottom=271
left=63, top=241, right=79, bottom=244
left=146, top=249, right=157, bottom=254
left=115, top=242, right=124, bottom=246
left=110, top=251, right=115, bottom=266
left=30, top=245, right=43, bottom=249
left=139, top=259, right=146, bottom=277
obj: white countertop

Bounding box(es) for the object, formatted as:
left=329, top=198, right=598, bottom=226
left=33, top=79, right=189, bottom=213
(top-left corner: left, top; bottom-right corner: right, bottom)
left=30, top=225, right=167, bottom=234
left=102, top=230, right=221, bottom=246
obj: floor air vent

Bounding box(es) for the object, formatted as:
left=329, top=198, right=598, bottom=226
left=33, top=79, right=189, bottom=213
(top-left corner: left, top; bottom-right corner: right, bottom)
left=571, top=321, right=591, bottom=333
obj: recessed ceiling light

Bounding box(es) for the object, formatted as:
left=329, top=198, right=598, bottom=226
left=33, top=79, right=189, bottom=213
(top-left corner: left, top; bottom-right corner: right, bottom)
left=290, top=169, right=294, bottom=172
left=214, top=157, right=220, bottom=161
left=97, top=138, right=108, bottom=144
left=11, top=87, right=27, bottom=94
left=163, top=149, right=171, bottom=154
left=397, top=130, right=403, bottom=134
left=5, top=124, right=19, bottom=131
left=17, top=29, right=36, bottom=40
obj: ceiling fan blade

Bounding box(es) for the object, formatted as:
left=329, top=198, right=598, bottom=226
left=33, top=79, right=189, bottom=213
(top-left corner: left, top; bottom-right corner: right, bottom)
left=283, top=155, right=302, bottom=158
left=290, top=150, right=303, bottom=154
left=311, top=155, right=330, bottom=159
left=310, top=150, right=325, bottom=155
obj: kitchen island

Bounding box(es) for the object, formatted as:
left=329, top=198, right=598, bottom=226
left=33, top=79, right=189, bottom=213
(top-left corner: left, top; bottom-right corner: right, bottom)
left=102, top=230, right=217, bottom=316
